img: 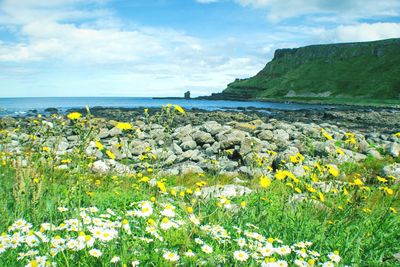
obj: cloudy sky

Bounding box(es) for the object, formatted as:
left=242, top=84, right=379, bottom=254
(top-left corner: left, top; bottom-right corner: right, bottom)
left=0, top=0, right=400, bottom=97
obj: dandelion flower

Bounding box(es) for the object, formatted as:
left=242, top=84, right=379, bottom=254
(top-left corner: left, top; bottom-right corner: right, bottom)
left=260, top=176, right=271, bottom=188
left=173, top=104, right=185, bottom=114
left=67, top=112, right=82, bottom=120
left=116, top=122, right=133, bottom=130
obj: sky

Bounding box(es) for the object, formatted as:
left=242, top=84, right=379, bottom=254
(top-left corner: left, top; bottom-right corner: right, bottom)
left=0, top=0, right=400, bottom=97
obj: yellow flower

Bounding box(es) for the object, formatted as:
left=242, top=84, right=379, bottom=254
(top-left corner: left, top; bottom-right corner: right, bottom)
left=327, top=165, right=339, bottom=177
left=106, top=150, right=116, bottom=160
left=157, top=181, right=167, bottom=192
left=259, top=176, right=272, bottom=188
left=394, top=132, right=400, bottom=138
left=173, top=104, right=185, bottom=114
left=116, top=122, right=133, bottom=130
left=322, top=130, right=333, bottom=140
left=318, top=192, right=325, bottom=202
left=42, top=146, right=50, bottom=152
left=240, top=201, right=246, bottom=208
left=353, top=178, right=363, bottom=186
left=336, top=148, right=345, bottom=155
left=186, top=207, right=193, bottom=213
left=390, top=207, right=397, bottom=213
left=96, top=141, right=104, bottom=150
left=67, top=112, right=82, bottom=120
left=294, top=187, right=302, bottom=193
left=376, top=176, right=388, bottom=183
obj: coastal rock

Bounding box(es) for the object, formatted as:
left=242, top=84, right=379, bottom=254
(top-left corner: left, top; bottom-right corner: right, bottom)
left=217, top=130, right=247, bottom=149
left=108, top=127, right=122, bottom=137
left=199, top=184, right=252, bottom=199
left=192, top=131, right=214, bottom=145
left=386, top=142, right=400, bottom=158
left=383, top=163, right=400, bottom=182
left=170, top=143, right=183, bottom=155
left=180, top=164, right=204, bottom=176
left=181, top=140, right=197, bottom=151
left=92, top=160, right=110, bottom=174
left=201, top=121, right=223, bottom=136
left=258, top=130, right=274, bottom=141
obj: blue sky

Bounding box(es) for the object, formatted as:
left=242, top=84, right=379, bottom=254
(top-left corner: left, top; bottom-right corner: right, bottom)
left=0, top=0, right=400, bottom=97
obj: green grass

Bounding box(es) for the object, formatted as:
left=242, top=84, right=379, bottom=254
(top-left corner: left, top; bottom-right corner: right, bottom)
left=0, top=113, right=399, bottom=266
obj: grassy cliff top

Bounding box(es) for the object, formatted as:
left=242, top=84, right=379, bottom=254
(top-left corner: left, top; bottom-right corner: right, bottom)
left=220, top=38, right=400, bottom=104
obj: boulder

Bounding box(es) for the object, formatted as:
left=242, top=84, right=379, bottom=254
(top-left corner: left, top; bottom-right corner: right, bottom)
left=92, top=160, right=110, bottom=174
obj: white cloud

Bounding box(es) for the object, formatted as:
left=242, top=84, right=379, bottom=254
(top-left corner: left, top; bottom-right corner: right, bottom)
left=331, top=23, right=400, bottom=42
left=234, top=0, right=400, bottom=22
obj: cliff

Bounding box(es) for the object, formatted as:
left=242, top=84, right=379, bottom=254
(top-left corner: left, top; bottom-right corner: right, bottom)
left=217, top=38, right=400, bottom=101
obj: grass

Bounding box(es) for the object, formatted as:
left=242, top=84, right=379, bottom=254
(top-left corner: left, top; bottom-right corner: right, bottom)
left=0, top=110, right=399, bottom=266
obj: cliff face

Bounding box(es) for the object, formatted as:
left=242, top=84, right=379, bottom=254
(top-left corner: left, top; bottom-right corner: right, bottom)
left=220, top=38, right=400, bottom=100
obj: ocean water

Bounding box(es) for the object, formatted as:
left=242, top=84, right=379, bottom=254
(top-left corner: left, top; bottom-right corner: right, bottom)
left=0, top=97, right=333, bottom=117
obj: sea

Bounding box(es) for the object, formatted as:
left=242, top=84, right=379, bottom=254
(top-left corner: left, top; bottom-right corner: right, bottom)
left=0, top=97, right=335, bottom=117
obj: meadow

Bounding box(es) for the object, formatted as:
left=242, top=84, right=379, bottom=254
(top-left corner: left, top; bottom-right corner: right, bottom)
left=0, top=106, right=399, bottom=267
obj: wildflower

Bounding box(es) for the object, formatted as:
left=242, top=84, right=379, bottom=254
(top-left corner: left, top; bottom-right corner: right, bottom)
left=275, top=170, right=287, bottom=180
left=390, top=207, right=397, bottom=213
left=328, top=251, right=341, bottom=263
left=173, top=104, right=185, bottom=114
left=318, top=192, right=325, bottom=202
left=233, top=250, right=249, bottom=262
left=377, top=176, right=388, bottom=183
left=201, top=244, right=213, bottom=254
left=106, top=150, right=116, bottom=160
left=163, top=251, right=179, bottom=262
left=184, top=250, right=195, bottom=257
left=352, top=178, right=363, bottom=186
left=67, top=112, right=82, bottom=120
left=336, top=148, right=345, bottom=155
left=95, top=141, right=104, bottom=150
left=240, top=201, right=246, bottom=208
left=322, top=129, right=333, bottom=140
left=131, top=260, right=140, bottom=267
left=116, top=122, right=133, bottom=130
left=89, top=248, right=102, bottom=258
left=394, top=132, right=400, bottom=138
left=327, top=165, right=339, bottom=177
left=260, top=176, right=272, bottom=188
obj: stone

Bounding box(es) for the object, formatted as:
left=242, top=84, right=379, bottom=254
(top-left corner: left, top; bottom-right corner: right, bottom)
left=181, top=140, right=197, bottom=151
left=192, top=131, right=215, bottom=145
left=272, top=129, right=290, bottom=147
left=387, top=142, right=400, bottom=157
left=129, top=141, right=149, bottom=156
left=217, top=130, right=247, bottom=149
left=108, top=127, right=122, bottom=137
left=98, top=128, right=109, bottom=139
left=383, top=163, right=400, bottom=182
left=258, top=130, right=274, bottom=141
left=202, top=121, right=223, bottom=136
left=170, top=143, right=183, bottom=155
left=181, top=164, right=204, bottom=176
left=199, top=184, right=252, bottom=199
left=165, top=154, right=177, bottom=165
left=92, top=160, right=110, bottom=174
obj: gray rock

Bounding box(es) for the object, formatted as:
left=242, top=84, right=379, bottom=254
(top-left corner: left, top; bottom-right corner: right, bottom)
left=57, top=141, right=69, bottom=152
left=202, top=121, right=223, bottom=136
left=272, top=129, right=290, bottom=147
left=181, top=164, right=204, bottom=176
left=383, top=163, right=400, bottom=182
left=217, top=130, right=247, bottom=149
left=387, top=142, right=400, bottom=157
left=92, top=160, right=110, bottom=174
left=166, top=154, right=177, bottom=165
left=170, top=143, right=183, bottom=155
left=108, top=127, right=122, bottom=137
left=181, top=140, right=197, bottom=151
left=200, top=184, right=252, bottom=199
left=192, top=131, right=214, bottom=145
left=97, top=128, right=109, bottom=139
left=367, top=148, right=382, bottom=159
left=181, top=149, right=201, bottom=161
left=293, top=165, right=305, bottom=177
left=129, top=141, right=149, bottom=156
left=358, top=139, right=370, bottom=153
left=258, top=130, right=274, bottom=141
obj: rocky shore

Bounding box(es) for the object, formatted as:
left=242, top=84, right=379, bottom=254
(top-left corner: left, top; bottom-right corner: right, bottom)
left=1, top=108, right=399, bottom=182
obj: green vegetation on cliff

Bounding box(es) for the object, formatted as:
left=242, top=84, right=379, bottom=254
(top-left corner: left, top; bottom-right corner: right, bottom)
left=220, top=38, right=400, bottom=102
